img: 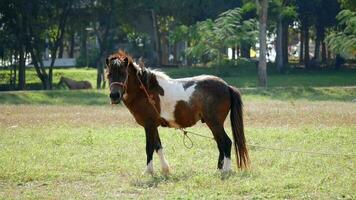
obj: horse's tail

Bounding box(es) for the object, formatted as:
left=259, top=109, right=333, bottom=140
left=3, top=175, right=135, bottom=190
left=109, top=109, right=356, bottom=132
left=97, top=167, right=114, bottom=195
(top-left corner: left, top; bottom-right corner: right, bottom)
left=229, top=86, right=250, bottom=169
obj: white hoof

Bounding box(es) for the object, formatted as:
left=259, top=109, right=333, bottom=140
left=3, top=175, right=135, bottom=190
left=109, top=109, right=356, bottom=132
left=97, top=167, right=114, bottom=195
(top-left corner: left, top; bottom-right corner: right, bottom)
left=143, top=161, right=154, bottom=175
left=222, top=157, right=232, bottom=172
left=161, top=165, right=170, bottom=175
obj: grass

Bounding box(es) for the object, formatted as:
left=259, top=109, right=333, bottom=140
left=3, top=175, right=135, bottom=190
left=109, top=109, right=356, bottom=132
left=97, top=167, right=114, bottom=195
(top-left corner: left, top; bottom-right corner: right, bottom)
left=1, top=65, right=356, bottom=90
left=0, top=65, right=355, bottom=199
left=0, top=86, right=355, bottom=106
left=0, top=67, right=97, bottom=90
left=0, top=102, right=355, bottom=199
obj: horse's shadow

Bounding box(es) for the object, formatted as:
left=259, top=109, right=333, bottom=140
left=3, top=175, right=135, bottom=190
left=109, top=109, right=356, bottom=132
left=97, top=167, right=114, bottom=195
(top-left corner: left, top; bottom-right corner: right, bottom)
left=131, top=170, right=253, bottom=188
left=130, top=172, right=193, bottom=188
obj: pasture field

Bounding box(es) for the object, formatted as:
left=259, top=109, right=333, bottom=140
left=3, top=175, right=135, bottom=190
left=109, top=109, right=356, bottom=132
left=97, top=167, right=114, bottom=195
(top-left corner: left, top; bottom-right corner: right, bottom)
left=1, top=66, right=356, bottom=89
left=0, top=88, right=355, bottom=199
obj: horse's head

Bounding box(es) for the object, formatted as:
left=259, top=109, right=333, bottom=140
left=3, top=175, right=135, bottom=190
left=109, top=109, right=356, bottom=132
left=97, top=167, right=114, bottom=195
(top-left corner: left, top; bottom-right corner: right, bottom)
left=106, top=50, right=131, bottom=104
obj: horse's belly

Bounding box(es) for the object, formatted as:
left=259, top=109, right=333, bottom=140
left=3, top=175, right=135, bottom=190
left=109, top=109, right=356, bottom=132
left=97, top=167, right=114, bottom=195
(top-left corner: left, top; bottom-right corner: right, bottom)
left=160, top=100, right=199, bottom=128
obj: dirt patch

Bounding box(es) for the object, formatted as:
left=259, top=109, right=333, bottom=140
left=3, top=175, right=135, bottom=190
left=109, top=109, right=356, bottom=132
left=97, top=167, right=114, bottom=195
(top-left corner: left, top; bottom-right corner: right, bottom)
left=0, top=100, right=355, bottom=129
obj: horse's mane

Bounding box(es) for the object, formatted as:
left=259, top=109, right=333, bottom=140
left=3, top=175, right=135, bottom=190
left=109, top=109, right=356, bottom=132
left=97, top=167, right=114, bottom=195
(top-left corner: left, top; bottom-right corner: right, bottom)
left=110, top=49, right=170, bottom=90
left=150, top=69, right=170, bottom=80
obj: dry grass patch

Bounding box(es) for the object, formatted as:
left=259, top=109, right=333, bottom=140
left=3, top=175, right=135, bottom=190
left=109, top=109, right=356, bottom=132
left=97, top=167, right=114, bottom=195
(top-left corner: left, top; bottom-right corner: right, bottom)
left=1, top=100, right=355, bottom=129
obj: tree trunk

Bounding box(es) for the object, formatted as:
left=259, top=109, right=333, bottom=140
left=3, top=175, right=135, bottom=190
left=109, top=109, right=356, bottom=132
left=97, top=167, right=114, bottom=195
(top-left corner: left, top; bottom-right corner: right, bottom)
left=276, top=15, right=283, bottom=72
left=257, top=0, right=268, bottom=88
left=18, top=46, right=26, bottom=90
left=80, top=27, right=88, bottom=66
left=321, top=41, right=327, bottom=63
left=97, top=56, right=105, bottom=89
left=69, top=31, right=75, bottom=58
left=151, top=10, right=161, bottom=67
left=315, top=26, right=324, bottom=63
left=282, top=21, right=289, bottom=66
left=304, top=26, right=310, bottom=66
left=240, top=42, right=250, bottom=58
left=314, top=37, right=320, bottom=62
left=299, top=26, right=304, bottom=64
left=58, top=40, right=64, bottom=58
left=232, top=47, right=236, bottom=60
left=161, top=37, right=169, bottom=65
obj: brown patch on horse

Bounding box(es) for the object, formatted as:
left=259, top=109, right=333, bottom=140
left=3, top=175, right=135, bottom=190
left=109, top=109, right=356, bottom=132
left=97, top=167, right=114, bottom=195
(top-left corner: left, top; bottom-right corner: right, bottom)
left=174, top=100, right=199, bottom=127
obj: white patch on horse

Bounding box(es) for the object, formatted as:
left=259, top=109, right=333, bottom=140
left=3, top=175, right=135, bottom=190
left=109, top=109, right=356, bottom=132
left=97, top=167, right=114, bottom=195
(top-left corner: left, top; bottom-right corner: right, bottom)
left=222, top=157, right=231, bottom=172
left=157, top=149, right=170, bottom=174
left=155, top=72, right=196, bottom=128
left=144, top=160, right=154, bottom=174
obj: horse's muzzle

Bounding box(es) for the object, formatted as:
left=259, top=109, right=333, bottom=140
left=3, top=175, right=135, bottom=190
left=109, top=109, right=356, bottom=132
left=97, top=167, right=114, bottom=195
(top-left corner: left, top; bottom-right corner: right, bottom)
left=110, top=92, right=121, bottom=104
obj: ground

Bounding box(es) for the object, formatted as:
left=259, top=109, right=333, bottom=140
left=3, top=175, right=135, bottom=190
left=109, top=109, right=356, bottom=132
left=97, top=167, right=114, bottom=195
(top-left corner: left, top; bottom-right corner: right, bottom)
left=0, top=67, right=355, bottom=199
left=0, top=90, right=355, bottom=199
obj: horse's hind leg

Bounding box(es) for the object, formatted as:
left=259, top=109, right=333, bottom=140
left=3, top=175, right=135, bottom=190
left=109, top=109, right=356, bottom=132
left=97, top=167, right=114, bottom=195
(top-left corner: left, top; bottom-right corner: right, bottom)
left=206, top=122, right=232, bottom=172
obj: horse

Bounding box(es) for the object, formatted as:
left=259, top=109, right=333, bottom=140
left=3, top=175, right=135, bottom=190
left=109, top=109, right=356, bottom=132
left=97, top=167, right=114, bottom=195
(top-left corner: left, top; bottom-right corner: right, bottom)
left=106, top=50, right=249, bottom=174
left=58, top=76, right=92, bottom=90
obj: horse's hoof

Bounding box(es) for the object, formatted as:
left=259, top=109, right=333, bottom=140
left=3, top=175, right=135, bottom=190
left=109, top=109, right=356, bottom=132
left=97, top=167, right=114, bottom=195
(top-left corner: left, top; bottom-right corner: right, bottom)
left=143, top=168, right=154, bottom=176
left=222, top=168, right=232, bottom=173
left=161, top=167, right=170, bottom=175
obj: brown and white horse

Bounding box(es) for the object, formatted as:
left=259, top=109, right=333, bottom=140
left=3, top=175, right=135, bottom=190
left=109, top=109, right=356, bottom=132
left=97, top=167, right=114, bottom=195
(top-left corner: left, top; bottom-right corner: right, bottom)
left=106, top=50, right=249, bottom=174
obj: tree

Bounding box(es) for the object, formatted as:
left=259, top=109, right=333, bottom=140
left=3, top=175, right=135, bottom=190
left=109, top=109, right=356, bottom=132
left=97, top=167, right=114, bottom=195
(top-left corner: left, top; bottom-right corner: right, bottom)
left=257, top=0, right=268, bottom=87
left=0, top=0, right=73, bottom=90
left=88, top=0, right=121, bottom=89
left=296, top=0, right=318, bottom=66
left=0, top=0, right=27, bottom=90
left=314, top=0, right=340, bottom=63
left=326, top=9, right=356, bottom=59
left=274, top=0, right=296, bottom=72
left=180, top=7, right=257, bottom=64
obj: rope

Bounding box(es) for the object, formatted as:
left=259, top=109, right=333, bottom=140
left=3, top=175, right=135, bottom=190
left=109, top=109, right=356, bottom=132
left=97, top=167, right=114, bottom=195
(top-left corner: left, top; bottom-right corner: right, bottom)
left=175, top=128, right=356, bottom=157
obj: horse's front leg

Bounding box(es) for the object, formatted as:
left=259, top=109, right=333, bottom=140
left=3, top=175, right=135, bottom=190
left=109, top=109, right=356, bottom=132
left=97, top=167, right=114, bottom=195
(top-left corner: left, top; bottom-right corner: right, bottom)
left=144, top=125, right=170, bottom=175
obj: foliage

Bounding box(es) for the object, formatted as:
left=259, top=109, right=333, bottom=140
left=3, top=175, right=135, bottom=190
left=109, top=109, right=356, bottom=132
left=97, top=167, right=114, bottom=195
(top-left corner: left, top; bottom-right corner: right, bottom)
left=339, top=0, right=356, bottom=10
left=181, top=7, right=258, bottom=64
left=326, top=9, right=356, bottom=59
left=75, top=48, right=100, bottom=67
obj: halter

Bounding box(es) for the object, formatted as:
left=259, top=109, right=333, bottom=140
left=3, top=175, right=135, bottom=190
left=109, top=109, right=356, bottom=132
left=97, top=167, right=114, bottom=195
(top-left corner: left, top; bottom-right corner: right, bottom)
left=109, top=81, right=126, bottom=91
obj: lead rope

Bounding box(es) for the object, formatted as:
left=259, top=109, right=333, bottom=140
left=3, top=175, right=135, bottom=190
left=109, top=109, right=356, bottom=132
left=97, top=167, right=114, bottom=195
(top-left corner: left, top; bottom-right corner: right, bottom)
left=176, top=128, right=214, bottom=149
left=174, top=129, right=356, bottom=157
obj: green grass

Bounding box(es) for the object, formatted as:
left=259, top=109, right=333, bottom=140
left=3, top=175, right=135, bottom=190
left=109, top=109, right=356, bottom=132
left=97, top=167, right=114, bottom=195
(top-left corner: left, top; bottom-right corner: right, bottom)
left=1, top=66, right=356, bottom=90
left=0, top=90, right=109, bottom=105
left=165, top=66, right=356, bottom=88
left=0, top=124, right=355, bottom=199
left=0, top=68, right=97, bottom=90
left=0, top=86, right=355, bottom=106
left=0, top=65, right=355, bottom=199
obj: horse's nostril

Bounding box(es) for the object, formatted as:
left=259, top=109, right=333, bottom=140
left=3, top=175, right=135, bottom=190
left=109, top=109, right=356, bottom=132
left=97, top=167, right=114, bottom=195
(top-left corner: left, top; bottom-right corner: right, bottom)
left=110, top=92, right=121, bottom=99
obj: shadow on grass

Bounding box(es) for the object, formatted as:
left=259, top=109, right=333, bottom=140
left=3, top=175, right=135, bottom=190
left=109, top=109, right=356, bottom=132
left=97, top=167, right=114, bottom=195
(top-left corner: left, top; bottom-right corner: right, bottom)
left=0, top=86, right=355, bottom=106
left=131, top=172, right=192, bottom=188
left=241, top=86, right=356, bottom=102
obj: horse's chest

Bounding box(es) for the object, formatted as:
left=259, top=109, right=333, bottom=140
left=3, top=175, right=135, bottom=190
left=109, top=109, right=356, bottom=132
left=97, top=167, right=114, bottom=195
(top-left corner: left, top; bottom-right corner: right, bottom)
left=157, top=79, right=196, bottom=128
